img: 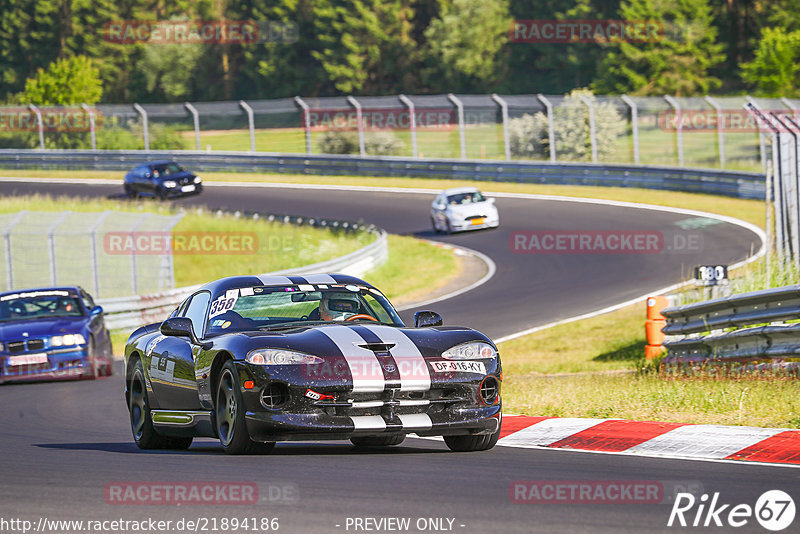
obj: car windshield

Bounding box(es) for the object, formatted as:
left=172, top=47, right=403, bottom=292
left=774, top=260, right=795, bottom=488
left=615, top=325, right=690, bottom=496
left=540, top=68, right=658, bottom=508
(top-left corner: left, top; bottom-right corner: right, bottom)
left=0, top=292, right=83, bottom=322
left=448, top=191, right=485, bottom=204
left=206, top=285, right=403, bottom=335
left=152, top=163, right=183, bottom=176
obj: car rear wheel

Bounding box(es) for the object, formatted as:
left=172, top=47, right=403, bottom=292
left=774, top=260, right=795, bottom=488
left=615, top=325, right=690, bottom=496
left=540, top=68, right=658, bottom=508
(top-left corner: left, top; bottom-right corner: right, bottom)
left=129, top=359, right=193, bottom=450
left=351, top=434, right=406, bottom=448
left=443, top=428, right=500, bottom=452
left=215, top=361, right=275, bottom=455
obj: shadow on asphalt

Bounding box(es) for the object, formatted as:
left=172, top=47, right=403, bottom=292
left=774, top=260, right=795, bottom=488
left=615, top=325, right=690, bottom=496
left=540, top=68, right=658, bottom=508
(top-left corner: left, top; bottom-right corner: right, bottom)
left=35, top=441, right=447, bottom=456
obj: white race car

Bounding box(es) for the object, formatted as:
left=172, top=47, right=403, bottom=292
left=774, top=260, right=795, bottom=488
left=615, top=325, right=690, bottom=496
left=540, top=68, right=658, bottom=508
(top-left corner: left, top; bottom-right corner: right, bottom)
left=431, top=187, right=500, bottom=234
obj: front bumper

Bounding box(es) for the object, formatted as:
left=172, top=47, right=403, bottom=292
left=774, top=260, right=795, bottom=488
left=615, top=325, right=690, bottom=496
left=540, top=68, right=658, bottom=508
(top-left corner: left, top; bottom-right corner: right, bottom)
left=0, top=347, right=92, bottom=383
left=449, top=215, right=500, bottom=232
left=236, top=361, right=502, bottom=442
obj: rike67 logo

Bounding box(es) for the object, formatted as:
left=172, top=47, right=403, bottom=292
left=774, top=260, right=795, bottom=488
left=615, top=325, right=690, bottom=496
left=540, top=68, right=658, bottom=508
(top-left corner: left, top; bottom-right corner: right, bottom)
left=668, top=490, right=795, bottom=531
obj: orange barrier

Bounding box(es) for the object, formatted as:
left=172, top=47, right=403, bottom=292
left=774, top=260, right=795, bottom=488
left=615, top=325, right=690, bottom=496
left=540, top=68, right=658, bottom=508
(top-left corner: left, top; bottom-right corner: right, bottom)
left=645, top=296, right=670, bottom=360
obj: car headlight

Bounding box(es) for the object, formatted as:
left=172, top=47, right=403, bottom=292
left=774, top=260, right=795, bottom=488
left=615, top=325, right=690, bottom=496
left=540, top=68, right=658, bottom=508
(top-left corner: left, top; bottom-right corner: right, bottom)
left=442, top=342, right=497, bottom=360
left=163, top=180, right=177, bottom=188
left=247, top=349, right=323, bottom=365
left=51, top=334, right=87, bottom=347
left=193, top=176, right=202, bottom=184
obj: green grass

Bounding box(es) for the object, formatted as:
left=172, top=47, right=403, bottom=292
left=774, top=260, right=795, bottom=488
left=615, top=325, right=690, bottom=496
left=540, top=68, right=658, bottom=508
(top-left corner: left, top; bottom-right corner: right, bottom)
left=505, top=373, right=800, bottom=428
left=178, top=124, right=763, bottom=172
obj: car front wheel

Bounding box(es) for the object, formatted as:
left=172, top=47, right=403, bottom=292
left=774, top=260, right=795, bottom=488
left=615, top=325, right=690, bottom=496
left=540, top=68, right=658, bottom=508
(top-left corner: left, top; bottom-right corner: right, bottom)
left=215, top=361, right=275, bottom=455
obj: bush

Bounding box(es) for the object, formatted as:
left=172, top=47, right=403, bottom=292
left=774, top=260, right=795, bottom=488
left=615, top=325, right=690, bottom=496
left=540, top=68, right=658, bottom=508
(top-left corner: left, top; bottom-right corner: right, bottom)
left=508, top=89, right=626, bottom=162
left=318, top=130, right=405, bottom=156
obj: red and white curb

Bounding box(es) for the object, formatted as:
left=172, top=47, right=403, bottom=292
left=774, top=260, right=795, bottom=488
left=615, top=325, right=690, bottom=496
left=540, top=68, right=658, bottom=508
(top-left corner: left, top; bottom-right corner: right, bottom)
left=454, top=416, right=800, bottom=466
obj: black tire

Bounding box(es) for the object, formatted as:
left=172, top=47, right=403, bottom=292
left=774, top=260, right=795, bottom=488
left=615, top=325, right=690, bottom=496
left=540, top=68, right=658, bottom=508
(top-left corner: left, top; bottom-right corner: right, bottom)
left=431, top=217, right=441, bottom=234
left=128, top=359, right=192, bottom=450
left=443, top=428, right=500, bottom=452
left=445, top=220, right=453, bottom=235
left=85, top=336, right=99, bottom=379
left=351, top=434, right=406, bottom=448
left=124, top=184, right=136, bottom=198
left=215, top=361, right=275, bottom=455
left=157, top=187, right=169, bottom=201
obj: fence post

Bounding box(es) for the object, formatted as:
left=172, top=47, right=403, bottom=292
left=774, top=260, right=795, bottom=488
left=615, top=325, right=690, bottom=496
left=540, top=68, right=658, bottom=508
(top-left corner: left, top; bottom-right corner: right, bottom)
left=773, top=113, right=800, bottom=271
left=184, top=102, right=201, bottom=151
left=704, top=96, right=726, bottom=169
left=578, top=95, right=598, bottom=163
left=491, top=94, right=511, bottom=161
left=294, top=96, right=312, bottom=154
left=346, top=96, right=366, bottom=157
left=27, top=104, right=45, bottom=150
left=89, top=211, right=112, bottom=297
left=239, top=100, right=256, bottom=152
left=664, top=96, right=684, bottom=167
left=47, top=212, right=71, bottom=286
left=537, top=94, right=556, bottom=162
left=3, top=211, right=27, bottom=290
left=129, top=214, right=149, bottom=295
left=620, top=95, right=639, bottom=165
left=746, top=96, right=768, bottom=173
left=448, top=94, right=467, bottom=160
left=398, top=94, right=418, bottom=158
left=80, top=103, right=97, bottom=150
left=132, top=103, right=149, bottom=151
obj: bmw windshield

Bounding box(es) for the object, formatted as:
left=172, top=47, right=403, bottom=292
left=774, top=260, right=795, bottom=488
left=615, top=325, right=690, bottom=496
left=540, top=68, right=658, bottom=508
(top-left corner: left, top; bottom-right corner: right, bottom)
left=0, top=292, right=84, bottom=322
left=206, top=285, right=403, bottom=335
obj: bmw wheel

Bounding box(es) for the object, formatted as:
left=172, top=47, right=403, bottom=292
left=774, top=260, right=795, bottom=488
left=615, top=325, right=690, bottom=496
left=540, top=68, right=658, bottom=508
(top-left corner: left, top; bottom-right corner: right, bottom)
left=215, top=360, right=275, bottom=455
left=129, top=359, right=192, bottom=450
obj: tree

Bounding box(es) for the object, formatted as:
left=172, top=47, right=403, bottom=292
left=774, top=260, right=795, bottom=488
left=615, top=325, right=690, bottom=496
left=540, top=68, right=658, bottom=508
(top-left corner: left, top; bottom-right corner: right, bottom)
left=17, top=55, right=102, bottom=105
left=593, top=0, right=724, bottom=95
left=424, top=0, right=511, bottom=90
left=741, top=27, right=800, bottom=97
left=137, top=43, right=204, bottom=101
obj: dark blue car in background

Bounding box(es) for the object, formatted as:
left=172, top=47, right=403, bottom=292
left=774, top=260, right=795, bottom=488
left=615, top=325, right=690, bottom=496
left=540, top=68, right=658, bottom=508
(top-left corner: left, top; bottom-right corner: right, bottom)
left=123, top=161, right=203, bottom=200
left=0, top=287, right=113, bottom=383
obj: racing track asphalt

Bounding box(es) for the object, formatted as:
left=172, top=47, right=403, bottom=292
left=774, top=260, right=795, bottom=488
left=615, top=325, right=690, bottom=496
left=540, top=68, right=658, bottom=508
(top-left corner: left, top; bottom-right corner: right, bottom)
left=1, top=179, right=792, bottom=534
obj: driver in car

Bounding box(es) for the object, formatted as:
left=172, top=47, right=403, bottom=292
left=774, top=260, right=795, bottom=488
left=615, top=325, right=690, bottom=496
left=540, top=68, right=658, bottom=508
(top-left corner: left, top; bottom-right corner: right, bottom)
left=319, top=292, right=362, bottom=321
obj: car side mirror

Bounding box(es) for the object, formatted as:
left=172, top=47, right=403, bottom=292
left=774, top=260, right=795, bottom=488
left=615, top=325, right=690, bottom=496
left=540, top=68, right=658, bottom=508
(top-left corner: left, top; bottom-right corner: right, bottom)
left=161, top=317, right=198, bottom=342
left=90, top=306, right=103, bottom=316
left=414, top=310, right=443, bottom=327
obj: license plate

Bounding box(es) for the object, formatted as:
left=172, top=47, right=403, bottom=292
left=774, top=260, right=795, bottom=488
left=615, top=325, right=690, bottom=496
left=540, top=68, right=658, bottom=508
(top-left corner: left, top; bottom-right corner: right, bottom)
left=430, top=361, right=486, bottom=374
left=7, top=354, right=48, bottom=366
left=470, top=218, right=485, bottom=226
left=181, top=184, right=196, bottom=193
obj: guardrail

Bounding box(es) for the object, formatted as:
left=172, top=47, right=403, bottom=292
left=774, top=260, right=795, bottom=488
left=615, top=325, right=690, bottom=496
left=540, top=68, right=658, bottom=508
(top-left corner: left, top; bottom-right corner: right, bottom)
left=661, top=284, right=800, bottom=376
left=96, top=210, right=387, bottom=330
left=0, top=149, right=765, bottom=199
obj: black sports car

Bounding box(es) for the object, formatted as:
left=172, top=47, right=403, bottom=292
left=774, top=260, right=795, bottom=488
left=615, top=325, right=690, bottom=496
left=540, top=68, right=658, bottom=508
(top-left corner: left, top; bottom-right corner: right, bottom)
left=124, top=274, right=502, bottom=454
left=123, top=160, right=202, bottom=199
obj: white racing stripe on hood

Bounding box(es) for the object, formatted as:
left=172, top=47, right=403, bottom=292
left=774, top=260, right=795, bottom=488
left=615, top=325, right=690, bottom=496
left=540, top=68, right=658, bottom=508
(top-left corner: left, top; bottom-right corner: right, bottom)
left=361, top=325, right=431, bottom=392
left=351, top=415, right=386, bottom=431
left=303, top=274, right=338, bottom=284
left=318, top=325, right=384, bottom=393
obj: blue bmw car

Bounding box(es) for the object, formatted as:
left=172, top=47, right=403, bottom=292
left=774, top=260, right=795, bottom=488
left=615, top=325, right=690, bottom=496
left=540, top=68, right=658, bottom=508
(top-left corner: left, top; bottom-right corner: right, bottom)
left=0, top=287, right=113, bottom=384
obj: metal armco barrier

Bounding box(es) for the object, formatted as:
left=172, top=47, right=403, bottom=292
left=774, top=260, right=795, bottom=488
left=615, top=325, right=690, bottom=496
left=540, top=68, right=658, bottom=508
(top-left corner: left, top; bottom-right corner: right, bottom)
left=95, top=211, right=387, bottom=330
left=0, top=149, right=765, bottom=199
left=661, top=284, right=800, bottom=376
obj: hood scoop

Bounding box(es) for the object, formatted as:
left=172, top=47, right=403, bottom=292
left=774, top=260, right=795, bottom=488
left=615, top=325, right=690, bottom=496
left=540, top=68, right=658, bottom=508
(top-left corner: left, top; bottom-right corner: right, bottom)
left=357, top=342, right=396, bottom=352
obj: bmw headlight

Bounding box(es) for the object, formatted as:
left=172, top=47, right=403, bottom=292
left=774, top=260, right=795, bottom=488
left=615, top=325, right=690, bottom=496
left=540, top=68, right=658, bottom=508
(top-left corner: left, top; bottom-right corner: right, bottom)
left=51, top=334, right=87, bottom=347
left=442, top=342, right=497, bottom=360
left=247, top=349, right=323, bottom=365
left=193, top=176, right=202, bottom=184
left=163, top=180, right=177, bottom=188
